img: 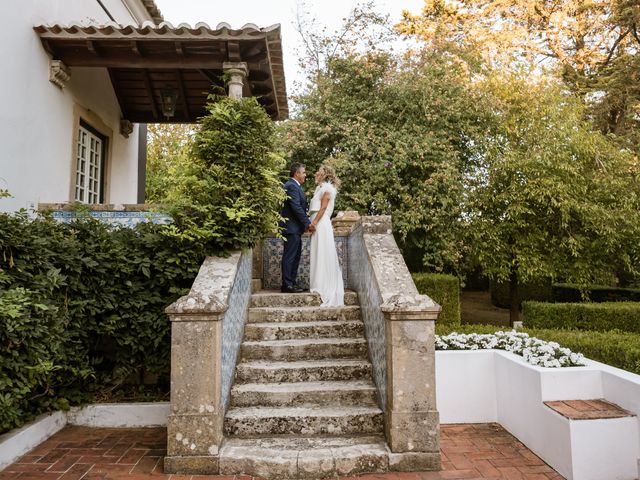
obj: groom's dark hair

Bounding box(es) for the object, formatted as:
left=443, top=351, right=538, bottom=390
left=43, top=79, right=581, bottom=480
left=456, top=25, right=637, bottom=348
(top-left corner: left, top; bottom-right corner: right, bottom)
left=289, top=162, right=305, bottom=177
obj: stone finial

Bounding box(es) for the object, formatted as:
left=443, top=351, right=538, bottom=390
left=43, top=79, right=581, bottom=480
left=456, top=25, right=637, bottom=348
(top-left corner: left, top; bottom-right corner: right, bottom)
left=332, top=210, right=360, bottom=236
left=49, top=60, right=70, bottom=89
left=120, top=119, right=133, bottom=138
left=222, top=62, right=248, bottom=100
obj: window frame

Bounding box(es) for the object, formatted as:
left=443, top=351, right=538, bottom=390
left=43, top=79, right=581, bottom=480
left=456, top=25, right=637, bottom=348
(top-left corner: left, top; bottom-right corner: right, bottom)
left=75, top=120, right=107, bottom=204
left=69, top=105, right=113, bottom=205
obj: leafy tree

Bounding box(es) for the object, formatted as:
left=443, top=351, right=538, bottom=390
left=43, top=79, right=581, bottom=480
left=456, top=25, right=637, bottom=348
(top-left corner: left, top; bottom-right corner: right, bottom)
left=281, top=50, right=487, bottom=271
left=465, top=74, right=640, bottom=325
left=145, top=124, right=195, bottom=204
left=397, top=0, right=640, bottom=146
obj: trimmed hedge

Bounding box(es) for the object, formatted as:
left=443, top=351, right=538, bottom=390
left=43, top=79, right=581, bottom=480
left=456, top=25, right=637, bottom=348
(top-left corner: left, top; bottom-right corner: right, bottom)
left=435, top=323, right=640, bottom=375
left=490, top=279, right=552, bottom=308
left=522, top=301, right=640, bottom=334
left=552, top=283, right=640, bottom=303
left=412, top=273, right=460, bottom=325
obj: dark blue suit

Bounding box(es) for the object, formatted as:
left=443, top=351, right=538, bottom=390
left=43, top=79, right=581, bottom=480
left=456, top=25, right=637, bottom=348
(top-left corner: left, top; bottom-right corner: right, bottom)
left=279, top=178, right=311, bottom=288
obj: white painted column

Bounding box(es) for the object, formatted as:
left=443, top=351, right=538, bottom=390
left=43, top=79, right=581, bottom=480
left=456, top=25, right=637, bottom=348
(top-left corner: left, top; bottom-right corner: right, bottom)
left=222, top=62, right=248, bottom=100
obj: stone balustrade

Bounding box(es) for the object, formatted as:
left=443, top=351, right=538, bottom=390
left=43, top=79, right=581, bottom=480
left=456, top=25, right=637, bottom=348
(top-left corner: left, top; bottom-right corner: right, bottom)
left=163, top=250, right=252, bottom=474
left=348, top=215, right=442, bottom=471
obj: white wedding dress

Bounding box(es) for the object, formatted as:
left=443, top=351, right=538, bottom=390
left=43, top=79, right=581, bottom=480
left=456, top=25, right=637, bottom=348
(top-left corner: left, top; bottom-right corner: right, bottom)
left=309, top=182, right=344, bottom=307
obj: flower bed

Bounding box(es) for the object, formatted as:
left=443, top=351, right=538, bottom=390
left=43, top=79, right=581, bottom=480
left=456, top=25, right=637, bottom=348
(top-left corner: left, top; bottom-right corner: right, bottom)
left=436, top=330, right=586, bottom=368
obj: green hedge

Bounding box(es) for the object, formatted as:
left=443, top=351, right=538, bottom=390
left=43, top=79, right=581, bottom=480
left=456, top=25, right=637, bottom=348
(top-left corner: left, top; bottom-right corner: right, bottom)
left=435, top=323, right=640, bottom=375
left=412, top=273, right=460, bottom=325
left=0, top=213, right=206, bottom=433
left=522, top=301, right=640, bottom=333
left=490, top=279, right=552, bottom=308
left=552, top=283, right=640, bottom=303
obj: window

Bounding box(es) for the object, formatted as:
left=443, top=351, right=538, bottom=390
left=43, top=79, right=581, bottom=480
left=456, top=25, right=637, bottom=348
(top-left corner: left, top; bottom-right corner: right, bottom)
left=75, top=121, right=106, bottom=204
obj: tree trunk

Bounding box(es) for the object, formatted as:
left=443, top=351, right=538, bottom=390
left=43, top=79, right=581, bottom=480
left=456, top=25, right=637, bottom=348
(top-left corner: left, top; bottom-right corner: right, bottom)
left=509, top=267, right=519, bottom=327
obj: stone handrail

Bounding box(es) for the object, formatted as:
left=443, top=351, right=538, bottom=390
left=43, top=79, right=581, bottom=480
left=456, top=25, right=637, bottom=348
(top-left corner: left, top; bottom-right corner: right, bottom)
left=164, top=250, right=252, bottom=474
left=348, top=215, right=441, bottom=471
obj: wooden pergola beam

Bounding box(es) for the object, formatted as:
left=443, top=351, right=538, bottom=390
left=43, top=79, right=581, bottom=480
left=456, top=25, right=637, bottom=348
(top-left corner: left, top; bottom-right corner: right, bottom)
left=142, top=69, right=159, bottom=120
left=52, top=54, right=223, bottom=69
left=177, top=70, right=190, bottom=119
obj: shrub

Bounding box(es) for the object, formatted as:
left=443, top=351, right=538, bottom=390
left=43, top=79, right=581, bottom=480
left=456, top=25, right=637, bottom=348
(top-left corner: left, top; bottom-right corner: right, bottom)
left=490, top=279, right=552, bottom=308
left=522, top=301, right=640, bottom=334
left=164, top=95, right=285, bottom=251
left=435, top=323, right=640, bottom=375
left=552, top=283, right=640, bottom=303
left=0, top=213, right=206, bottom=432
left=413, top=273, right=460, bottom=325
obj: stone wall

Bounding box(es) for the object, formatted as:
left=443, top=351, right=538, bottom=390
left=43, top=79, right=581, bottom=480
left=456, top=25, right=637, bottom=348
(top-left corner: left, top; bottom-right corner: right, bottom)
left=220, top=251, right=251, bottom=411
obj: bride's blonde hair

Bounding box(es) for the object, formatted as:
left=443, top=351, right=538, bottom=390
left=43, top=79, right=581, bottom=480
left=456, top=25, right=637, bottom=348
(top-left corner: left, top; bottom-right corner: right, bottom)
left=316, top=164, right=341, bottom=189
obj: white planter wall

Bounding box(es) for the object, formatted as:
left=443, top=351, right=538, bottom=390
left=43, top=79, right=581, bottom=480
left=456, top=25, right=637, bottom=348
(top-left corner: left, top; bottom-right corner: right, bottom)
left=436, top=350, right=640, bottom=480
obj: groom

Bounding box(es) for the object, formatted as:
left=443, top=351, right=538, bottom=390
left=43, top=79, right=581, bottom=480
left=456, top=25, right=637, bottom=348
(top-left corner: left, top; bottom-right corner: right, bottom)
left=280, top=163, right=315, bottom=293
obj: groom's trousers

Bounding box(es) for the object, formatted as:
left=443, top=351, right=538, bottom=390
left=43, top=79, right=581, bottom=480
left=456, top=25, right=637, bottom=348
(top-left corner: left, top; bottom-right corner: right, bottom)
left=282, top=233, right=302, bottom=288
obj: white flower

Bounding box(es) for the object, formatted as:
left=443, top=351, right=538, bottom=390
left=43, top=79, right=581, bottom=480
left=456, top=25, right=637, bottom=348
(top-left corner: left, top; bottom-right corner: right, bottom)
left=436, top=330, right=586, bottom=368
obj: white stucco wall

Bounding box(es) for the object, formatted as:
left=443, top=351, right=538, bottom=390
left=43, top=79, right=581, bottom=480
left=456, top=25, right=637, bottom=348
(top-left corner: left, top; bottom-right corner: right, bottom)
left=0, top=0, right=151, bottom=212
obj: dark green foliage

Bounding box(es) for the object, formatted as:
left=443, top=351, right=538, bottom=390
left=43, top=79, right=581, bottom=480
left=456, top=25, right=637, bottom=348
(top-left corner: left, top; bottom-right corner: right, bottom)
left=435, top=323, right=640, bottom=375
left=552, top=283, right=640, bottom=303
left=164, top=96, right=285, bottom=251
left=0, top=212, right=206, bottom=433
left=281, top=51, right=487, bottom=272
left=522, top=301, right=640, bottom=334
left=412, top=273, right=460, bottom=325
left=490, top=279, right=552, bottom=308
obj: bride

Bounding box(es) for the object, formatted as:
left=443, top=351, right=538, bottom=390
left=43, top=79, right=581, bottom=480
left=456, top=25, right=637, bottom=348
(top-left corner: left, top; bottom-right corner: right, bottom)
left=309, top=165, right=344, bottom=307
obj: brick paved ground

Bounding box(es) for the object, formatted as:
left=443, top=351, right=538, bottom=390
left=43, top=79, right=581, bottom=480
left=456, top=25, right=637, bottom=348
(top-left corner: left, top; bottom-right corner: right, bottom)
left=1, top=423, right=564, bottom=480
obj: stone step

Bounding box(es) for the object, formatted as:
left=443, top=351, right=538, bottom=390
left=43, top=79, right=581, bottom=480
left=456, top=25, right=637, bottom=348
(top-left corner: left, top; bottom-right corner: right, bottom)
left=219, top=436, right=389, bottom=479
left=243, top=320, right=364, bottom=341
left=230, top=380, right=378, bottom=407
left=250, top=291, right=358, bottom=308
left=248, top=305, right=361, bottom=323
left=224, top=406, right=384, bottom=437
left=240, top=337, right=368, bottom=361
left=234, top=359, right=373, bottom=384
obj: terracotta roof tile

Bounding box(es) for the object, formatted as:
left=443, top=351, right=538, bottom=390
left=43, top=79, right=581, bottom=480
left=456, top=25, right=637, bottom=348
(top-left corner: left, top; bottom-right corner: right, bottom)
left=140, top=0, right=163, bottom=24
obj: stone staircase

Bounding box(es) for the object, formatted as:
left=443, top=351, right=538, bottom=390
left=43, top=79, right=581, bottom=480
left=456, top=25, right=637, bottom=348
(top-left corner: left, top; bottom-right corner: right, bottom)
left=219, top=290, right=390, bottom=479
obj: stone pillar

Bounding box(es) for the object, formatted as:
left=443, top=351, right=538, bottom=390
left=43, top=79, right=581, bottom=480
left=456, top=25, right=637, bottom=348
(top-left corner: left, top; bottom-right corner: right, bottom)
left=332, top=210, right=360, bottom=236
left=164, top=313, right=223, bottom=474
left=383, top=306, right=441, bottom=471
left=163, top=254, right=242, bottom=474
left=223, top=62, right=248, bottom=100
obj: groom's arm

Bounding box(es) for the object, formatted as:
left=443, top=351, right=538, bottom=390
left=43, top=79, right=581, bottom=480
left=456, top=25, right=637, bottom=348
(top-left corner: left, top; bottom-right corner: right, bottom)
left=285, top=183, right=311, bottom=229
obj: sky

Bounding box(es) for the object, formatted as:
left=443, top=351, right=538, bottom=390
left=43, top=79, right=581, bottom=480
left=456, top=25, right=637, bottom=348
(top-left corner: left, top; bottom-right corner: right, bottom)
left=153, top=0, right=426, bottom=95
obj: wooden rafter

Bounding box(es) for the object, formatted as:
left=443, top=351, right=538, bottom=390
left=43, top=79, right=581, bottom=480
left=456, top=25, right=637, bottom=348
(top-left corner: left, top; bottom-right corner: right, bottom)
left=107, top=69, right=128, bottom=119
left=141, top=70, right=159, bottom=120
left=177, top=70, right=190, bottom=119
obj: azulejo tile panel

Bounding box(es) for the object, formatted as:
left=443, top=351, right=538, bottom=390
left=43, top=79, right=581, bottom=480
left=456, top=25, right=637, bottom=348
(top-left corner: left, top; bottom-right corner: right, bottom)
left=348, top=227, right=387, bottom=410
left=221, top=250, right=252, bottom=412
left=262, top=236, right=349, bottom=290
left=51, top=210, right=172, bottom=227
